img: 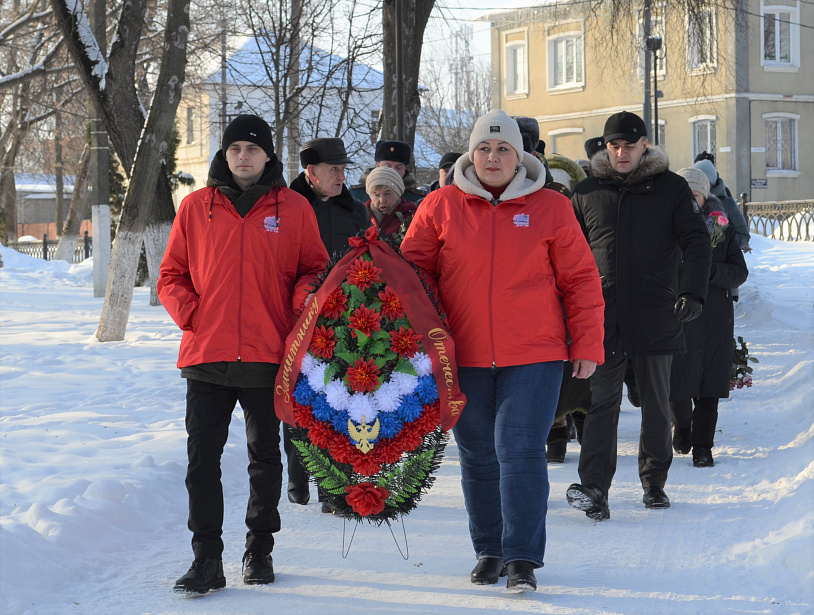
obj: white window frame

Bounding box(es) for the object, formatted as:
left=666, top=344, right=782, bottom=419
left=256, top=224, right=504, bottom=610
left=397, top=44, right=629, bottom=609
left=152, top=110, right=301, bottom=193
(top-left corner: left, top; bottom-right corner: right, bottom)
left=651, top=120, right=666, bottom=147
left=686, top=5, right=717, bottom=73
left=186, top=106, right=196, bottom=144
left=504, top=29, right=529, bottom=99
left=637, top=7, right=667, bottom=79
left=763, top=112, right=799, bottom=176
left=547, top=30, right=585, bottom=93
left=690, top=115, right=717, bottom=160
left=761, top=2, right=800, bottom=71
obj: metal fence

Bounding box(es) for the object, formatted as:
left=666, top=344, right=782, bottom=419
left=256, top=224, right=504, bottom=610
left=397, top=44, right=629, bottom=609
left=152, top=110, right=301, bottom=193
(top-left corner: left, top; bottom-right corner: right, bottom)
left=741, top=195, right=814, bottom=242
left=8, top=232, right=92, bottom=263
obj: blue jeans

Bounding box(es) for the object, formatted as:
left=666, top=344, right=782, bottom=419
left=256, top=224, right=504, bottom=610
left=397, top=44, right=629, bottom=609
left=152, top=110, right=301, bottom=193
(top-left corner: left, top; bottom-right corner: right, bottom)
left=454, top=362, right=562, bottom=568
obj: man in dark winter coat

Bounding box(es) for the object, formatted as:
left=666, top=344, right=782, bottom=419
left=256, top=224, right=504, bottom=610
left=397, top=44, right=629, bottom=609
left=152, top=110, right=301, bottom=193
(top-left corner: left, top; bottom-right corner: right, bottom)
left=567, top=111, right=712, bottom=520
left=290, top=138, right=372, bottom=259
left=287, top=137, right=372, bottom=511
left=159, top=115, right=328, bottom=593
left=350, top=140, right=427, bottom=204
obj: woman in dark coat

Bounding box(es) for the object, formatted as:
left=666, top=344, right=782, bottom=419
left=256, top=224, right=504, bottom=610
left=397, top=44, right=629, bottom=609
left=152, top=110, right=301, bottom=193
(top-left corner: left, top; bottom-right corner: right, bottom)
left=670, top=168, right=749, bottom=467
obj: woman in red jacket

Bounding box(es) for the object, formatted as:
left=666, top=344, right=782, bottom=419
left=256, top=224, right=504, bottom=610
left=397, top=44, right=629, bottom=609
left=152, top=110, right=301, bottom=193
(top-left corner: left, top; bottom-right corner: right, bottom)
left=401, top=110, right=604, bottom=591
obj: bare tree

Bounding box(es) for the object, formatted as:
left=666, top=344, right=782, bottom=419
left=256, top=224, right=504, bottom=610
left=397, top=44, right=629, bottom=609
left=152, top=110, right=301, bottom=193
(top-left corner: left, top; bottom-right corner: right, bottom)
left=53, top=142, right=90, bottom=262
left=380, top=0, right=435, bottom=156
left=50, top=0, right=190, bottom=340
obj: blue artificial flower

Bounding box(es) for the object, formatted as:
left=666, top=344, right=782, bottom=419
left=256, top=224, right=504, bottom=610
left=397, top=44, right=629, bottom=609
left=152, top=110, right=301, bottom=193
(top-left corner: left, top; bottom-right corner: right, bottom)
left=293, top=375, right=317, bottom=406
left=378, top=413, right=403, bottom=439
left=415, top=376, right=439, bottom=404
left=311, top=395, right=333, bottom=423
left=398, top=394, right=423, bottom=423
left=330, top=409, right=351, bottom=436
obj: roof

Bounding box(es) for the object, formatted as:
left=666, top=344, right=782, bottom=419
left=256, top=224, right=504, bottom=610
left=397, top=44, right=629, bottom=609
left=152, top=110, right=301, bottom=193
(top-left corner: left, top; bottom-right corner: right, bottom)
left=203, top=37, right=384, bottom=91
left=15, top=173, right=76, bottom=192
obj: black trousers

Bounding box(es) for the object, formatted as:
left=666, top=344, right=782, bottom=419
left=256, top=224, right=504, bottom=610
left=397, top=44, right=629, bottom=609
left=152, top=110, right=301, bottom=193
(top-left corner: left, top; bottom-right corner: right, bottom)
left=185, top=378, right=282, bottom=559
left=671, top=397, right=720, bottom=448
left=578, top=354, right=673, bottom=496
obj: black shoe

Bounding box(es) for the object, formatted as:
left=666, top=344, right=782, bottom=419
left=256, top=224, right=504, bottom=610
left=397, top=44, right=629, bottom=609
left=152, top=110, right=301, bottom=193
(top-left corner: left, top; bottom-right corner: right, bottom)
left=692, top=447, right=714, bottom=467
left=546, top=440, right=567, bottom=463
left=173, top=558, right=226, bottom=594
left=673, top=425, right=692, bottom=455
left=506, top=561, right=536, bottom=591
left=242, top=550, right=275, bottom=585
left=643, top=486, right=671, bottom=509
left=566, top=483, right=610, bottom=520
left=288, top=490, right=310, bottom=505
left=470, top=557, right=506, bottom=585
left=321, top=500, right=336, bottom=514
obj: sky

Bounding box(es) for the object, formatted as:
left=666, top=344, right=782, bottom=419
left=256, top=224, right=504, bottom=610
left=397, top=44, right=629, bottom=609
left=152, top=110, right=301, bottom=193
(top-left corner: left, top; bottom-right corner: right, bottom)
left=0, top=230, right=812, bottom=615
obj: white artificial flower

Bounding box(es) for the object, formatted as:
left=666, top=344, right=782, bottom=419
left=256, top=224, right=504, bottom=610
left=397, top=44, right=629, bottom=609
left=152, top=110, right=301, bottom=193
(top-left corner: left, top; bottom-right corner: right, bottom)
left=301, top=353, right=316, bottom=376
left=410, top=352, right=432, bottom=377
left=373, top=381, right=401, bottom=413
left=306, top=360, right=329, bottom=394
left=390, top=371, right=418, bottom=396
left=347, top=392, right=378, bottom=424
left=325, top=379, right=352, bottom=412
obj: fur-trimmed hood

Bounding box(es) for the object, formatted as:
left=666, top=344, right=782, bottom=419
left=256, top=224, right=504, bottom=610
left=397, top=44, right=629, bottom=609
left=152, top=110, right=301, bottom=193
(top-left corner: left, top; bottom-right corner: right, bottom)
left=453, top=151, right=547, bottom=202
left=590, top=145, right=669, bottom=186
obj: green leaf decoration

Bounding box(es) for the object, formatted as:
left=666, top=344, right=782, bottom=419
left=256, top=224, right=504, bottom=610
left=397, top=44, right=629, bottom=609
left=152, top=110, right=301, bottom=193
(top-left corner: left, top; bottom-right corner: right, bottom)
left=394, top=357, right=418, bottom=376
left=336, top=351, right=361, bottom=364
left=293, top=440, right=350, bottom=495
left=333, top=326, right=349, bottom=340
left=324, top=363, right=339, bottom=385
left=355, top=330, right=369, bottom=350
left=369, top=341, right=387, bottom=355
left=371, top=330, right=391, bottom=342
left=348, top=285, right=366, bottom=308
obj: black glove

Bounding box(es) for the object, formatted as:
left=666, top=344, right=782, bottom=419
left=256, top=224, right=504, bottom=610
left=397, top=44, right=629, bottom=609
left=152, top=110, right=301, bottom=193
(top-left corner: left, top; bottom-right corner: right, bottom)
left=674, top=294, right=703, bottom=323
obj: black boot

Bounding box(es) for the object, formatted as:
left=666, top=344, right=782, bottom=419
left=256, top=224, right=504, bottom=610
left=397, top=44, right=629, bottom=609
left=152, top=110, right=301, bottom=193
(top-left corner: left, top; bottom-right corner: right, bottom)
left=470, top=557, right=506, bottom=585
left=672, top=425, right=692, bottom=455
left=243, top=550, right=275, bottom=585
left=692, top=446, right=714, bottom=467
left=566, top=483, right=610, bottom=520
left=643, top=486, right=671, bottom=509
left=174, top=558, right=226, bottom=594
left=545, top=439, right=567, bottom=463
left=506, top=561, right=536, bottom=591
left=287, top=481, right=310, bottom=505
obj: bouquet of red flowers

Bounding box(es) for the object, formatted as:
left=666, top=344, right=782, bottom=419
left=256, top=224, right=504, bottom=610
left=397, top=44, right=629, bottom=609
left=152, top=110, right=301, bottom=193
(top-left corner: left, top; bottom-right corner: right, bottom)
left=275, top=227, right=465, bottom=523
left=730, top=335, right=758, bottom=391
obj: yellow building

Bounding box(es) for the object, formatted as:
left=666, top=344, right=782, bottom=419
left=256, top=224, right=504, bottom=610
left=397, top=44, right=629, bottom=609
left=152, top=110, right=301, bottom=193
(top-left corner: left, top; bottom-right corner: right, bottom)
left=487, top=0, right=812, bottom=202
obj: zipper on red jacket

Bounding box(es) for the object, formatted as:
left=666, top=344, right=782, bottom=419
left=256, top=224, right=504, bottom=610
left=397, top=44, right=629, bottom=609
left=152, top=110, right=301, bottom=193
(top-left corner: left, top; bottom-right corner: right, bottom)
left=237, top=219, right=245, bottom=360
left=489, top=203, right=498, bottom=368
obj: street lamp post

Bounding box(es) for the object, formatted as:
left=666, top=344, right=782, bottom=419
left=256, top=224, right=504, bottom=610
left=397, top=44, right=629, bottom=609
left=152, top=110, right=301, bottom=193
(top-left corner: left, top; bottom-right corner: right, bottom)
left=646, top=35, right=663, bottom=146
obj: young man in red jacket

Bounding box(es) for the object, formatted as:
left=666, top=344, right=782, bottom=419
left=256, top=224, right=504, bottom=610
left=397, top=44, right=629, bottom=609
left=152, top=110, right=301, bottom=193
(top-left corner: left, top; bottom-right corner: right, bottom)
left=158, top=115, right=328, bottom=594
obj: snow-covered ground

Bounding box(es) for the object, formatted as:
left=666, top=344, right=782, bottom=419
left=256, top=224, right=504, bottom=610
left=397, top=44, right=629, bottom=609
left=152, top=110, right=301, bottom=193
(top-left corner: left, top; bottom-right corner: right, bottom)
left=1, top=235, right=812, bottom=615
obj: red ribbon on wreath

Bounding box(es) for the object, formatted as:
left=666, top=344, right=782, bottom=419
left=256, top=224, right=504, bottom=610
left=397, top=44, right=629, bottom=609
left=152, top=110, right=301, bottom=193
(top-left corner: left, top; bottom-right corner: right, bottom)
left=274, top=225, right=466, bottom=431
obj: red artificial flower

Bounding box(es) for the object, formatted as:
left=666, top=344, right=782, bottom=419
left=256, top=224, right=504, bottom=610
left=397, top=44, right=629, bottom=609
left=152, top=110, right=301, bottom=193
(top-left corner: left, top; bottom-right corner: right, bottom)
left=293, top=403, right=317, bottom=429
left=349, top=304, right=382, bottom=337
left=345, top=358, right=381, bottom=393
left=321, top=288, right=349, bottom=320
left=378, top=288, right=404, bottom=320
left=345, top=482, right=390, bottom=516
left=389, top=326, right=423, bottom=358
left=375, top=438, right=404, bottom=464
left=399, top=423, right=425, bottom=453
left=415, top=402, right=441, bottom=433
left=346, top=258, right=382, bottom=290
left=309, top=325, right=337, bottom=359
left=308, top=420, right=335, bottom=449
left=352, top=454, right=383, bottom=476
left=330, top=434, right=356, bottom=464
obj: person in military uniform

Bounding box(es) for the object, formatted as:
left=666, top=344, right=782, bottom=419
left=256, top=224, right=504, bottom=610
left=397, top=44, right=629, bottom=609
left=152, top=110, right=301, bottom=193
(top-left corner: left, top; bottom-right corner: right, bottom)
left=350, top=140, right=427, bottom=204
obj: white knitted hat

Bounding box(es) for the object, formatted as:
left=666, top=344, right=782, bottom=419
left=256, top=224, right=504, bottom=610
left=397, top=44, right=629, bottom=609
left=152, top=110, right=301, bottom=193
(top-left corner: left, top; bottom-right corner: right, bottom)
left=468, top=109, right=524, bottom=161
left=365, top=166, right=405, bottom=196
left=676, top=167, right=710, bottom=199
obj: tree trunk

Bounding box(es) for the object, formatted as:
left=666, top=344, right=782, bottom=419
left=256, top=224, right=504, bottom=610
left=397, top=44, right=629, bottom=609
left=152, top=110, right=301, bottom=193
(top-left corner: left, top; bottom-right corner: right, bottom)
left=381, top=0, right=434, bottom=161
left=95, top=0, right=189, bottom=341
left=53, top=144, right=91, bottom=262
left=0, top=94, right=27, bottom=243
left=143, top=177, right=175, bottom=306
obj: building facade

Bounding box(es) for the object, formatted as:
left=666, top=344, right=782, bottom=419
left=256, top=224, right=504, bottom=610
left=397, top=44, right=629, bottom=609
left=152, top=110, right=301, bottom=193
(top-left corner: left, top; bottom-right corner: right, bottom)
left=488, top=0, right=812, bottom=202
